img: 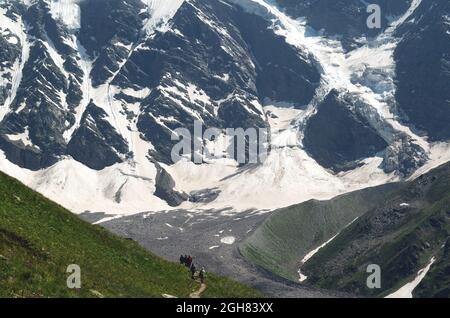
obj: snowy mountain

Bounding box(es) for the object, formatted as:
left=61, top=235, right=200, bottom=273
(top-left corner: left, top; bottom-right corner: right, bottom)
left=0, top=0, right=449, bottom=216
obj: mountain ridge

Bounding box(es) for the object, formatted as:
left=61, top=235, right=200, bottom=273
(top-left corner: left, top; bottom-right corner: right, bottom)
left=0, top=0, right=449, bottom=215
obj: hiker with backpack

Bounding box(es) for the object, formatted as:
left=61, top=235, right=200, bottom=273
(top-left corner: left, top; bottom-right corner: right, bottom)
left=199, top=267, right=206, bottom=284
left=190, top=263, right=196, bottom=279
left=186, top=255, right=193, bottom=268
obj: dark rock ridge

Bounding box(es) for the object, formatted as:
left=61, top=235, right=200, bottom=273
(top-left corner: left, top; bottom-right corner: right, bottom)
left=0, top=0, right=83, bottom=168
left=0, top=0, right=321, bottom=170
left=153, top=161, right=189, bottom=207
left=394, top=0, right=450, bottom=141
left=111, top=0, right=321, bottom=163
left=303, top=90, right=388, bottom=172
left=67, top=101, right=130, bottom=170
left=78, top=0, right=146, bottom=87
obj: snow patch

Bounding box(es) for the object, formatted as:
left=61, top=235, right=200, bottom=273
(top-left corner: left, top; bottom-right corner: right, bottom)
left=122, top=87, right=151, bottom=99
left=0, top=148, right=171, bottom=216
left=409, top=143, right=450, bottom=180
left=170, top=105, right=396, bottom=212
left=298, top=217, right=359, bottom=282
left=6, top=127, right=35, bottom=148
left=301, top=234, right=340, bottom=265
left=386, top=256, right=436, bottom=298
left=63, top=38, right=93, bottom=141
left=141, top=0, right=185, bottom=34
left=298, top=272, right=308, bottom=283
left=220, top=236, right=236, bottom=245
left=47, top=0, right=81, bottom=30
left=6, top=36, right=18, bottom=44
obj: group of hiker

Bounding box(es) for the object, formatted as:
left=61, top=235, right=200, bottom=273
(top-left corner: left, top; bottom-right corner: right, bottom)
left=180, top=254, right=206, bottom=283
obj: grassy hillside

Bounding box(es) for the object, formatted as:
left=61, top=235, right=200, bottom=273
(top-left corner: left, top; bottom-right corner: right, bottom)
left=415, top=238, right=450, bottom=298
left=239, top=182, right=402, bottom=281
left=302, top=163, right=450, bottom=297
left=0, top=172, right=262, bottom=298
left=240, top=163, right=450, bottom=297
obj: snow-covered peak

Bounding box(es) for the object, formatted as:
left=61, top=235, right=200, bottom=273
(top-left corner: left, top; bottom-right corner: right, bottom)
left=141, top=0, right=185, bottom=34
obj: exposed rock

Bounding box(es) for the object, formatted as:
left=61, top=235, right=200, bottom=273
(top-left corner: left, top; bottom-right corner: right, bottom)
left=303, top=90, right=388, bottom=172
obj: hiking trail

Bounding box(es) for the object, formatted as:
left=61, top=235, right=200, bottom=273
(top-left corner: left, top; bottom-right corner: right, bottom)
left=190, top=283, right=207, bottom=298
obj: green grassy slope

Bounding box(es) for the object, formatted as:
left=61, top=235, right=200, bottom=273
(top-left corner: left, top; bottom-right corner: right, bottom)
left=239, top=182, right=402, bottom=281
left=415, top=238, right=450, bottom=298
left=301, top=163, right=450, bottom=297
left=240, top=162, right=450, bottom=297
left=0, top=172, right=262, bottom=298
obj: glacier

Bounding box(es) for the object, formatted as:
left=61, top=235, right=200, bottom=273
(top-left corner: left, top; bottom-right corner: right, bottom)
left=1, top=0, right=450, bottom=218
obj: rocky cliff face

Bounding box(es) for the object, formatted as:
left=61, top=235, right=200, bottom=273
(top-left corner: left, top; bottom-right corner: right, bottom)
left=303, top=90, right=389, bottom=172
left=394, top=0, right=450, bottom=142
left=0, top=0, right=320, bottom=171
left=0, top=0, right=449, bottom=212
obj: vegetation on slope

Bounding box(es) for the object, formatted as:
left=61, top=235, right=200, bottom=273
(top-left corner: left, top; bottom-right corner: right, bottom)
left=0, top=172, right=262, bottom=298
left=239, top=182, right=402, bottom=281
left=303, top=163, right=450, bottom=297
left=241, top=162, right=450, bottom=297
left=415, top=238, right=450, bottom=298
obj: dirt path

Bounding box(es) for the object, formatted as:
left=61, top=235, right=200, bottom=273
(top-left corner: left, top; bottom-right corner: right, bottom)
left=190, top=283, right=207, bottom=298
